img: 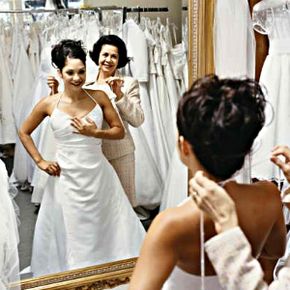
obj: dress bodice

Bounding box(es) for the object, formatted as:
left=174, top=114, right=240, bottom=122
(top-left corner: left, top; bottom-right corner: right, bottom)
left=253, top=6, right=290, bottom=40
left=253, top=6, right=290, bottom=55
left=50, top=103, right=103, bottom=149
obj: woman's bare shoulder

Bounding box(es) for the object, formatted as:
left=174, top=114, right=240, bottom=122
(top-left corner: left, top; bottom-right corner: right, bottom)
left=228, top=180, right=282, bottom=210
left=34, top=93, right=60, bottom=114
left=149, top=200, right=201, bottom=243
left=84, top=89, right=109, bottom=104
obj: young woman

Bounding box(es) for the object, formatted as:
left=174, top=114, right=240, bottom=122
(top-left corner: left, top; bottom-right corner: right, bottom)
left=129, top=75, right=286, bottom=290
left=48, top=35, right=144, bottom=207
left=19, top=39, right=145, bottom=277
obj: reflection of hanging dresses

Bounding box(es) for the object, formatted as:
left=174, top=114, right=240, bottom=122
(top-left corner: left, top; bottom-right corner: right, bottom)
left=11, top=27, right=35, bottom=183
left=252, top=6, right=290, bottom=179
left=0, top=32, right=16, bottom=144
left=123, top=19, right=163, bottom=206
left=31, top=92, right=145, bottom=276
left=0, top=161, right=20, bottom=289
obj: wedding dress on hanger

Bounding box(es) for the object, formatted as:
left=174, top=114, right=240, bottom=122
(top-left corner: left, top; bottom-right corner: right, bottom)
left=251, top=2, right=290, bottom=180
left=123, top=19, right=163, bottom=207
left=0, top=160, right=20, bottom=289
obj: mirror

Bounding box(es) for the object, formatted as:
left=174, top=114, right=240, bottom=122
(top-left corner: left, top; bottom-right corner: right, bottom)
left=0, top=0, right=194, bottom=288
left=13, top=0, right=287, bottom=288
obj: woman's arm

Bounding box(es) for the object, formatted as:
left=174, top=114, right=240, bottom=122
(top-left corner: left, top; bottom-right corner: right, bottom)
left=71, top=90, right=124, bottom=140
left=19, top=97, right=60, bottom=176
left=114, top=78, right=144, bottom=127
left=129, top=211, right=179, bottom=290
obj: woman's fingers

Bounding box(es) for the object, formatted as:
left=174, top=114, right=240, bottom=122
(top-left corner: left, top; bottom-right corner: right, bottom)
left=271, top=145, right=290, bottom=162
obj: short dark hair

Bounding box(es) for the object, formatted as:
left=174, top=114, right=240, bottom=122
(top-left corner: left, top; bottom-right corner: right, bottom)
left=51, top=39, right=86, bottom=71
left=89, top=35, right=130, bottom=68
left=177, top=74, right=266, bottom=180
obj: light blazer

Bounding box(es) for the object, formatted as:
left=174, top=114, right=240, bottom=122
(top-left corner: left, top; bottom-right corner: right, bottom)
left=84, top=73, right=144, bottom=160
left=205, top=227, right=290, bottom=290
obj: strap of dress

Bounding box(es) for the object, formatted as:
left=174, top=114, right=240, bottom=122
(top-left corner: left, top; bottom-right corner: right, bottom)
left=55, top=93, right=63, bottom=109
left=83, top=89, right=97, bottom=104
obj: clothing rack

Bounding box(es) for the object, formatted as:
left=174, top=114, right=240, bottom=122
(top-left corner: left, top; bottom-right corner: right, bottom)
left=122, top=6, right=169, bottom=24
left=0, top=6, right=169, bottom=24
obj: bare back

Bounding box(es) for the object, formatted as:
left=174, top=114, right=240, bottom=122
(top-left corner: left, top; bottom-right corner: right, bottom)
left=162, top=180, right=286, bottom=276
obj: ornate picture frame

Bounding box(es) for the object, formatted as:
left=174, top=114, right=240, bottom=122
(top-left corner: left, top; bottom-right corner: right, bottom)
left=188, top=0, right=215, bottom=85
left=18, top=258, right=137, bottom=290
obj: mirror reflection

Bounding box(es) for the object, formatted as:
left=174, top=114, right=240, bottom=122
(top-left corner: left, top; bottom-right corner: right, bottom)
left=0, top=0, right=188, bottom=285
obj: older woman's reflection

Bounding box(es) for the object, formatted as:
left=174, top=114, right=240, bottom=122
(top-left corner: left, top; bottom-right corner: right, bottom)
left=48, top=35, right=144, bottom=207
left=19, top=39, right=145, bottom=277
left=129, top=75, right=286, bottom=290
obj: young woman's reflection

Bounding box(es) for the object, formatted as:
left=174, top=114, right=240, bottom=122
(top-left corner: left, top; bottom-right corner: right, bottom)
left=48, top=35, right=144, bottom=207
left=19, top=39, right=145, bottom=276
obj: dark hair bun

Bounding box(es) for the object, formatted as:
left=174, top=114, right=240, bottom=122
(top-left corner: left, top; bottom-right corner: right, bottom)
left=51, top=39, right=87, bottom=71
left=177, top=74, right=266, bottom=179
left=89, top=34, right=130, bottom=69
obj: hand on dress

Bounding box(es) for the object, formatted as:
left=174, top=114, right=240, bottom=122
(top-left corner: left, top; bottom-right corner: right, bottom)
left=105, top=76, right=124, bottom=100
left=71, top=117, right=98, bottom=137
left=37, top=160, right=61, bottom=176
left=189, top=171, right=238, bottom=234
left=271, top=145, right=290, bottom=183
left=47, top=75, right=59, bottom=95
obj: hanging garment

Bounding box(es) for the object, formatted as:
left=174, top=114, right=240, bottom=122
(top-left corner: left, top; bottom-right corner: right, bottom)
left=11, top=26, right=35, bottom=183
left=214, top=0, right=256, bottom=78
left=160, top=147, right=188, bottom=211
left=0, top=31, right=16, bottom=145
left=251, top=6, right=290, bottom=180
left=31, top=91, right=145, bottom=276
left=123, top=19, right=163, bottom=206
left=145, top=26, right=170, bottom=181
left=0, top=160, right=20, bottom=289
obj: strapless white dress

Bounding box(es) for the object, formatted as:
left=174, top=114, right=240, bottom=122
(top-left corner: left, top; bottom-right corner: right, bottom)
left=162, top=266, right=223, bottom=290
left=30, top=91, right=145, bottom=277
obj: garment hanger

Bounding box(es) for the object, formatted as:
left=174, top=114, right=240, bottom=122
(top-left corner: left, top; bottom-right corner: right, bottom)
left=253, top=0, right=289, bottom=12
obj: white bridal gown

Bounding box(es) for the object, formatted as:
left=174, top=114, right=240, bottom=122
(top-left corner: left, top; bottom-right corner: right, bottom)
left=31, top=91, right=145, bottom=277
left=251, top=5, right=290, bottom=180
left=0, top=161, right=20, bottom=289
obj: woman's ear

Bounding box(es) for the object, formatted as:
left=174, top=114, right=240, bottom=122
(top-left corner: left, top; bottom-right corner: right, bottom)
left=178, top=136, right=191, bottom=156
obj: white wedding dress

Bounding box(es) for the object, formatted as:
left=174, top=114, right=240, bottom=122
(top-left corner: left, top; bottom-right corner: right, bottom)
left=31, top=90, right=145, bottom=277
left=0, top=161, right=20, bottom=289
left=251, top=5, right=290, bottom=180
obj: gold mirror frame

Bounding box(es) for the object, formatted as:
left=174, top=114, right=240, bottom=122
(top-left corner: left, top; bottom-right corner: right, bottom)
left=188, top=0, right=215, bottom=85
left=18, top=258, right=137, bottom=290
left=14, top=1, right=215, bottom=289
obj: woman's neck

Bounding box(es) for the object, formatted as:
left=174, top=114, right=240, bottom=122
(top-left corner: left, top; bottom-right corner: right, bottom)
left=63, top=88, right=83, bottom=102
left=97, top=70, right=116, bottom=83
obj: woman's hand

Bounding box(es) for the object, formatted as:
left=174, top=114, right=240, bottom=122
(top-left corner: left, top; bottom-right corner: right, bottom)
left=105, top=76, right=124, bottom=100
left=189, top=171, right=238, bottom=234
left=37, top=160, right=61, bottom=176
left=271, top=145, right=290, bottom=183
left=47, top=76, right=59, bottom=95
left=71, top=117, right=98, bottom=137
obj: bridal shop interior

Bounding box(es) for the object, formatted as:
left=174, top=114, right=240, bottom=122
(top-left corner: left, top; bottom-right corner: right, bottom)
left=0, top=0, right=290, bottom=289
